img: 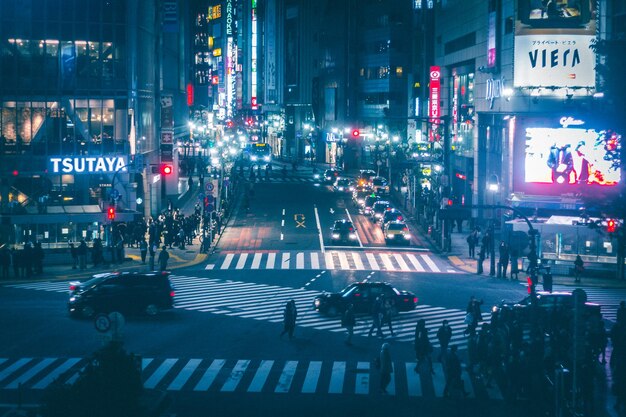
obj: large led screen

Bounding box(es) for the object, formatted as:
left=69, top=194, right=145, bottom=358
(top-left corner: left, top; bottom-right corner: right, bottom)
left=524, top=124, right=621, bottom=187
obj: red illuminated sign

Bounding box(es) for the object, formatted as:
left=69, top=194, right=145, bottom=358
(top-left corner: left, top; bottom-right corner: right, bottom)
left=429, top=66, right=441, bottom=141
left=211, top=75, right=219, bottom=85
left=186, top=83, right=194, bottom=107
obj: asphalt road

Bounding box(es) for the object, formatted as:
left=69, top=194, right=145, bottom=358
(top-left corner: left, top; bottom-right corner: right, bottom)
left=0, top=174, right=608, bottom=417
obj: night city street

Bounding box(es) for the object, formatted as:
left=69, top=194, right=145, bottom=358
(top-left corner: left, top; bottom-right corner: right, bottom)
left=1, top=1, right=625, bottom=417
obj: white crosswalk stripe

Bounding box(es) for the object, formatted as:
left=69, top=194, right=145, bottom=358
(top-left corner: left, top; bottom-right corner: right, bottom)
left=203, top=251, right=449, bottom=273
left=0, top=357, right=501, bottom=398
left=5, top=274, right=483, bottom=350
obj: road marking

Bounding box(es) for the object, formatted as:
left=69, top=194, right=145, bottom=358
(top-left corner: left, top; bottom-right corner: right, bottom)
left=328, top=361, right=345, bottom=394
left=448, top=256, right=464, bottom=266
left=311, top=253, right=320, bottom=269
left=235, top=253, right=248, bottom=269
left=421, top=254, right=440, bottom=272
left=355, top=361, right=370, bottom=395
left=394, top=254, right=411, bottom=272
left=405, top=363, right=422, bottom=396
left=281, top=253, right=290, bottom=269
left=296, top=253, right=305, bottom=269
left=251, top=253, right=263, bottom=269
left=144, top=358, right=178, bottom=389
left=0, top=358, right=32, bottom=383
left=432, top=362, right=446, bottom=397
left=221, top=254, right=235, bottom=269
left=167, top=359, right=202, bottom=391
left=366, top=253, right=380, bottom=270
left=344, top=208, right=363, bottom=247
left=324, top=252, right=335, bottom=269
left=205, top=264, right=215, bottom=270
left=406, top=254, right=426, bottom=272
left=266, top=253, right=276, bottom=269
left=32, top=358, right=81, bottom=389
left=5, top=358, right=56, bottom=389
left=379, top=253, right=395, bottom=271
left=221, top=360, right=250, bottom=392
left=275, top=361, right=298, bottom=393
left=337, top=252, right=350, bottom=269
left=248, top=360, right=274, bottom=392
left=352, top=252, right=365, bottom=270
left=301, top=361, right=322, bottom=393
left=194, top=359, right=225, bottom=391
left=142, top=358, right=153, bottom=370
left=314, top=205, right=325, bottom=253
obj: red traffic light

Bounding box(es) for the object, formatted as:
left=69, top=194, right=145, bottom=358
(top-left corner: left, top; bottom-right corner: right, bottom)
left=161, top=164, right=173, bottom=176
left=607, top=219, right=617, bottom=233
left=107, top=206, right=116, bottom=220
left=351, top=129, right=360, bottom=138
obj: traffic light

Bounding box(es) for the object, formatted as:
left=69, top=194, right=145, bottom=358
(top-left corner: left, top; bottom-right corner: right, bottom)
left=107, top=206, right=116, bottom=220
left=161, top=164, right=173, bottom=176
left=351, top=129, right=360, bottom=138
left=607, top=219, right=617, bottom=233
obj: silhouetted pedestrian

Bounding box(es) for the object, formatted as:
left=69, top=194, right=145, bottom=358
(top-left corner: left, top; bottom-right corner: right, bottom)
left=467, top=231, right=477, bottom=258
left=378, top=343, right=393, bottom=394
left=158, top=246, right=170, bottom=272
left=280, top=300, right=298, bottom=339
left=139, top=239, right=148, bottom=264
left=11, top=248, right=20, bottom=278
left=574, top=255, right=584, bottom=283
left=437, top=320, right=453, bottom=362
left=69, top=242, right=78, bottom=269
left=342, top=304, right=356, bottom=345
left=498, top=241, right=509, bottom=278
left=77, top=240, right=88, bottom=270
left=368, top=296, right=384, bottom=338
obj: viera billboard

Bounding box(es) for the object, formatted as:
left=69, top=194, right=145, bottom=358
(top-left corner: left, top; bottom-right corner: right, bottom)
left=514, top=0, right=596, bottom=90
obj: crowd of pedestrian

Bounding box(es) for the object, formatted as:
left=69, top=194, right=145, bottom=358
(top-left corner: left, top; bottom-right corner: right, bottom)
left=0, top=242, right=45, bottom=279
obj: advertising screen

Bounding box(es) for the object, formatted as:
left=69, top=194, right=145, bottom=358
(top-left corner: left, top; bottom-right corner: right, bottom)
left=522, top=120, right=621, bottom=188
left=519, top=0, right=592, bottom=28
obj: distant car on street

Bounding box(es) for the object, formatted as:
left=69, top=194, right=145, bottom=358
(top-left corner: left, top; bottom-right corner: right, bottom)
left=383, top=221, right=411, bottom=244
left=370, top=200, right=391, bottom=221
left=371, top=177, right=390, bottom=195
left=333, top=177, right=355, bottom=192
left=492, top=291, right=601, bottom=322
left=362, top=194, right=380, bottom=216
left=313, top=281, right=417, bottom=316
left=330, top=219, right=358, bottom=245
left=379, top=208, right=404, bottom=227
left=356, top=169, right=377, bottom=187
left=323, top=168, right=341, bottom=184
left=352, top=189, right=371, bottom=208
left=68, top=271, right=175, bottom=319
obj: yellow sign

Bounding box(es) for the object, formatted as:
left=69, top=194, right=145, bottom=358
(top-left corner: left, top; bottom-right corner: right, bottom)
left=213, top=48, right=222, bottom=57
left=208, top=5, right=221, bottom=20
left=294, top=214, right=306, bottom=228
left=422, top=167, right=432, bottom=176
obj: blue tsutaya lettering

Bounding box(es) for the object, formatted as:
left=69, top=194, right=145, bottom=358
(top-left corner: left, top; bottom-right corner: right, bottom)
left=528, top=48, right=581, bottom=68
left=49, top=157, right=127, bottom=174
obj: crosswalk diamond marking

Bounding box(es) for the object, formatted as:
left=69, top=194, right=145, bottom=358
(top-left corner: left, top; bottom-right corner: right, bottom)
left=194, top=359, right=225, bottom=391
left=275, top=361, right=298, bottom=393
left=222, top=360, right=250, bottom=392
left=301, top=361, right=322, bottom=394
left=328, top=361, right=346, bottom=394
left=266, top=253, right=276, bottom=269
left=32, top=358, right=81, bottom=390
left=167, top=359, right=202, bottom=391
left=144, top=358, right=178, bottom=389
left=248, top=360, right=274, bottom=393
left=5, top=358, right=56, bottom=389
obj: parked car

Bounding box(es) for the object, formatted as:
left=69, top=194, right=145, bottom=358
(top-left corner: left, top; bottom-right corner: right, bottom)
left=333, top=177, right=355, bottom=192
left=370, top=200, right=391, bottom=221
left=313, top=281, right=417, bottom=316
left=379, top=208, right=404, bottom=226
left=330, top=219, right=358, bottom=244
left=323, top=168, right=341, bottom=184
left=384, top=221, right=411, bottom=244
left=68, top=271, right=175, bottom=318
left=371, top=177, right=390, bottom=195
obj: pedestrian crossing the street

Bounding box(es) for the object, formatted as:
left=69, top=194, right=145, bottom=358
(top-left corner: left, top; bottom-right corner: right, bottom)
left=0, top=356, right=502, bottom=399
left=204, top=251, right=454, bottom=273
left=4, top=275, right=479, bottom=350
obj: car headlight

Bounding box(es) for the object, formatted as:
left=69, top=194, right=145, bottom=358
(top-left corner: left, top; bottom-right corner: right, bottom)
left=349, top=233, right=357, bottom=240
left=314, top=299, right=321, bottom=308
left=264, top=156, right=270, bottom=161
left=314, top=174, right=320, bottom=179
left=332, top=233, right=340, bottom=239
left=349, top=186, right=355, bottom=191
left=404, top=234, right=411, bottom=239
left=386, top=234, right=394, bottom=239
left=69, top=296, right=77, bottom=302
left=375, top=213, right=382, bottom=218
left=357, top=199, right=364, bottom=204
left=250, top=156, right=258, bottom=161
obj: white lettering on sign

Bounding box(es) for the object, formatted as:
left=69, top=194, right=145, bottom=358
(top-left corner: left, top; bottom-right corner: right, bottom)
left=485, top=77, right=506, bottom=109
left=559, top=116, right=585, bottom=128
left=49, top=157, right=128, bottom=174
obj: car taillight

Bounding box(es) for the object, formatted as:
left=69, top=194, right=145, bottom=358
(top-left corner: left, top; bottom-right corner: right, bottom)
left=69, top=284, right=77, bottom=291
left=170, top=291, right=175, bottom=298
left=413, top=297, right=418, bottom=304
left=354, top=293, right=361, bottom=297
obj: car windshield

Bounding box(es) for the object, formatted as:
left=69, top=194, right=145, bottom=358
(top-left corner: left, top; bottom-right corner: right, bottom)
left=387, top=223, right=407, bottom=231
left=373, top=178, right=387, bottom=186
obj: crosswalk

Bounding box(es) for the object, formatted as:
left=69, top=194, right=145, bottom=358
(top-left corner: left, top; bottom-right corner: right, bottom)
left=5, top=275, right=478, bottom=350
left=250, top=176, right=319, bottom=184
left=0, top=356, right=502, bottom=399
left=205, top=251, right=454, bottom=273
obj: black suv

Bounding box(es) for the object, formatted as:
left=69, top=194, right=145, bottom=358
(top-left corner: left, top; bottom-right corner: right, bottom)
left=330, top=219, right=358, bottom=244
left=492, top=291, right=601, bottom=322
left=68, top=272, right=175, bottom=318
left=314, top=281, right=417, bottom=316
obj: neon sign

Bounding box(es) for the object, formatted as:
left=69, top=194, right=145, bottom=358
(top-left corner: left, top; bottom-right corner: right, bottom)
left=49, top=156, right=128, bottom=174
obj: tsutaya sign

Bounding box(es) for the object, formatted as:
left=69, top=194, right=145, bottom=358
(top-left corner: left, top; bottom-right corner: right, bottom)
left=49, top=156, right=128, bottom=174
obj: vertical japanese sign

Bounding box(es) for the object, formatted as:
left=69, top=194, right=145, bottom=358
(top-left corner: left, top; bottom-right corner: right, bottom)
left=429, top=66, right=441, bottom=142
